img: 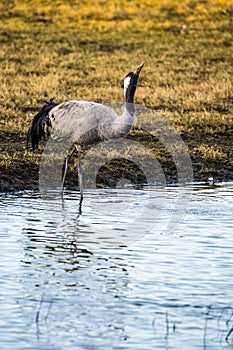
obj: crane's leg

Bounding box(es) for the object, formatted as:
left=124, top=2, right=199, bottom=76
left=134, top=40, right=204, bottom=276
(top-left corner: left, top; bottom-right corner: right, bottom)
left=73, top=144, right=83, bottom=215
left=61, top=144, right=76, bottom=193
left=78, top=158, right=83, bottom=198
left=77, top=157, right=83, bottom=215
left=62, top=156, right=69, bottom=193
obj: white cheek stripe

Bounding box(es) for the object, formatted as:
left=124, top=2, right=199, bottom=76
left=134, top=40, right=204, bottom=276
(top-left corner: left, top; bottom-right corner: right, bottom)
left=124, top=76, right=131, bottom=97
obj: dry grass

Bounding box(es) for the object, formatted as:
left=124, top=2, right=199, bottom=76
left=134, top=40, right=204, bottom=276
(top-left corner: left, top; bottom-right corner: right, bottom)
left=0, top=0, right=232, bottom=190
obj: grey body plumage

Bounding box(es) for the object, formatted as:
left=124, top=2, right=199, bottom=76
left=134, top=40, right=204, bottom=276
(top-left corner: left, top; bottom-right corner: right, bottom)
left=27, top=62, right=144, bottom=199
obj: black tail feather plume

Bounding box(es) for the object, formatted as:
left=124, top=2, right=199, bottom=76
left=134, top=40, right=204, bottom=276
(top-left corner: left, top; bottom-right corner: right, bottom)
left=26, top=98, right=58, bottom=151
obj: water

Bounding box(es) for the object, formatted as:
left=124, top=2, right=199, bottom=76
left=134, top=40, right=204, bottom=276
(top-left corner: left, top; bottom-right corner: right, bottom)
left=0, top=183, right=233, bottom=349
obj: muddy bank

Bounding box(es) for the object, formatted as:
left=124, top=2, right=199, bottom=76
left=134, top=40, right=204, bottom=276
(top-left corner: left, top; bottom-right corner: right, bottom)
left=1, top=131, right=232, bottom=193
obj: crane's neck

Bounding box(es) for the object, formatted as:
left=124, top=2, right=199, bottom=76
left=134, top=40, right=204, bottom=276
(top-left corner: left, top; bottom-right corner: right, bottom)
left=100, top=64, right=143, bottom=141
left=117, top=78, right=138, bottom=134
left=100, top=75, right=139, bottom=140
left=121, top=101, right=136, bottom=129
left=109, top=79, right=137, bottom=138
left=108, top=101, right=135, bottom=140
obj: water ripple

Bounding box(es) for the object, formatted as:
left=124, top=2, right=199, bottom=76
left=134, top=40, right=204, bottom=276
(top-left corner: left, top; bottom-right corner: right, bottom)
left=0, top=183, right=233, bottom=349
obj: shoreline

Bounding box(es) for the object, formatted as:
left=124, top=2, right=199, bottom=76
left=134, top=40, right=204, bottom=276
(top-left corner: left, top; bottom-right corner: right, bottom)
left=1, top=152, right=232, bottom=193
left=1, top=176, right=233, bottom=195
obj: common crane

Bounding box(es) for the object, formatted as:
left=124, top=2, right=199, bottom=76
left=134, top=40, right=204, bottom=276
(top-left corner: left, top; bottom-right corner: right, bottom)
left=27, top=62, right=144, bottom=199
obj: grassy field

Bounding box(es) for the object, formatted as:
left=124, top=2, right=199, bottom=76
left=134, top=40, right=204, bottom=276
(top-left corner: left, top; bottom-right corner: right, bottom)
left=0, top=0, right=232, bottom=191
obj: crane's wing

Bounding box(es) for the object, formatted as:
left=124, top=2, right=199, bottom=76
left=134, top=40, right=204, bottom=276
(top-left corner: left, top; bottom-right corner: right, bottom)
left=26, top=98, right=58, bottom=151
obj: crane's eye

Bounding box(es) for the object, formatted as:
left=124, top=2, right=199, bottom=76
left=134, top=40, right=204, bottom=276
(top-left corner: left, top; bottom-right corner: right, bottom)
left=124, top=72, right=134, bottom=79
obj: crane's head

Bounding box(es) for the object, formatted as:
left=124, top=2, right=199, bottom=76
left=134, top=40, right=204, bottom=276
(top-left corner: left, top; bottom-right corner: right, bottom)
left=124, top=61, right=144, bottom=102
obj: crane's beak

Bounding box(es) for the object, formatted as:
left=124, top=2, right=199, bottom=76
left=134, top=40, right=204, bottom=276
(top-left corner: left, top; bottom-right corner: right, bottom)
left=134, top=61, right=144, bottom=75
